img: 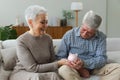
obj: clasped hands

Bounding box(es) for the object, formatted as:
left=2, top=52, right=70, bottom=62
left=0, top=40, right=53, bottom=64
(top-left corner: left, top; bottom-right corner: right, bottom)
left=58, top=58, right=84, bottom=70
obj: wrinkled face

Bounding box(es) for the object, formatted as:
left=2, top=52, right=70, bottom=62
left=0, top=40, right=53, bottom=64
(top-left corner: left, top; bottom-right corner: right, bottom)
left=29, top=13, right=48, bottom=31
left=80, top=24, right=96, bottom=39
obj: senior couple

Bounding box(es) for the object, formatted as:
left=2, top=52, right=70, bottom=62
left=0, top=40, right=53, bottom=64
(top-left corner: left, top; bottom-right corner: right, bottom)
left=9, top=5, right=120, bottom=80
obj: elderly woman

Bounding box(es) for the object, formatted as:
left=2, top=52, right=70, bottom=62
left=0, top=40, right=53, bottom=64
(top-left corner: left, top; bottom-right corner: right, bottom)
left=9, top=5, right=68, bottom=80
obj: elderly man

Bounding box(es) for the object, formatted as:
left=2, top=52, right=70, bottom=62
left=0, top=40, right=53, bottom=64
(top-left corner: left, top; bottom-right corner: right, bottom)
left=57, top=10, right=107, bottom=80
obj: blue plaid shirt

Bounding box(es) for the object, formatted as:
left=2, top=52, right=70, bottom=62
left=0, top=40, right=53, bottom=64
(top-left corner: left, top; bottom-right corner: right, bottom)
left=56, top=27, right=107, bottom=69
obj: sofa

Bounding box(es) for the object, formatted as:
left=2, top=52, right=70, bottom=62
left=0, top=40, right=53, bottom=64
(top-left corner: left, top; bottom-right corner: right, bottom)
left=0, top=38, right=120, bottom=80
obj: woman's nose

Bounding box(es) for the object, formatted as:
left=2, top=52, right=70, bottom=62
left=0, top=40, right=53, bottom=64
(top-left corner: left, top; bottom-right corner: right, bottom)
left=45, top=23, right=48, bottom=27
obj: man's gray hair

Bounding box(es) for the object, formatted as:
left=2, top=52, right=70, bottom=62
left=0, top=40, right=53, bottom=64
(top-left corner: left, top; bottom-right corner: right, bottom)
left=82, top=10, right=102, bottom=29
left=25, top=5, right=47, bottom=23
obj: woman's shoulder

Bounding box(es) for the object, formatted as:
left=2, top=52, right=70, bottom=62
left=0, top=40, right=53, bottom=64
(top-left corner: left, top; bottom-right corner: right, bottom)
left=44, top=33, right=52, bottom=40
left=17, top=32, right=29, bottom=41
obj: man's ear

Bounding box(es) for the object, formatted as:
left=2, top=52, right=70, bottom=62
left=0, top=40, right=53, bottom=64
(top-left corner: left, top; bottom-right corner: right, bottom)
left=28, top=19, right=33, bottom=27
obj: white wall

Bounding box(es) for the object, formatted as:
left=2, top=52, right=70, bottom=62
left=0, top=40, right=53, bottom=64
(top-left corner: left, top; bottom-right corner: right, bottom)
left=107, top=0, right=120, bottom=37
left=0, top=0, right=106, bottom=34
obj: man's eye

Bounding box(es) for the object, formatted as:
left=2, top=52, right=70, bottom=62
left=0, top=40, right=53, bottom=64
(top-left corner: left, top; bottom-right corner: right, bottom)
left=82, top=29, right=86, bottom=31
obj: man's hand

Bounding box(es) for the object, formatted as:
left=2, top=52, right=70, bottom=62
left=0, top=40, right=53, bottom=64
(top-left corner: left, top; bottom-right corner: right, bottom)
left=57, top=58, right=84, bottom=70
left=69, top=58, right=84, bottom=70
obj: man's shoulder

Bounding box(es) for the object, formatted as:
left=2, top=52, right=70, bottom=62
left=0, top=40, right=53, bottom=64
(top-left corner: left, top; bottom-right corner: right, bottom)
left=97, top=31, right=106, bottom=39
left=64, top=27, right=79, bottom=36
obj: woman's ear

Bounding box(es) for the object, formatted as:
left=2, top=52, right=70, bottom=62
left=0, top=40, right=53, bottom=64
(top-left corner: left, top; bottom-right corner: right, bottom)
left=28, top=19, right=33, bottom=27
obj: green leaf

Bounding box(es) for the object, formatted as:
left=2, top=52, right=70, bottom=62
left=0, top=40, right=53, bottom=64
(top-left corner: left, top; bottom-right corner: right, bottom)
left=0, top=24, right=17, bottom=40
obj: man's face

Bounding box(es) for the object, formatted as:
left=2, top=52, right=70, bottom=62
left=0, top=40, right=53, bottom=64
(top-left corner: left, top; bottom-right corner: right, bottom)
left=80, top=24, right=96, bottom=39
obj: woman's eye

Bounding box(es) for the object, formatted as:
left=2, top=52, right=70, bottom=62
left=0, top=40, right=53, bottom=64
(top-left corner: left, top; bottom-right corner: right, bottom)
left=40, top=20, right=48, bottom=24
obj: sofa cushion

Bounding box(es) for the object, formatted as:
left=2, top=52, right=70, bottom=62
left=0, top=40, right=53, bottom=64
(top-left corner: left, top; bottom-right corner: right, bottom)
left=0, top=41, right=3, bottom=49
left=0, top=64, right=12, bottom=80
left=107, top=51, right=120, bottom=63
left=1, top=47, right=17, bottom=70
left=53, top=39, right=61, bottom=54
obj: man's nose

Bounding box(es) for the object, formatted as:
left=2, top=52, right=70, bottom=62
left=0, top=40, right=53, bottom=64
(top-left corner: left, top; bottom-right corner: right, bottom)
left=83, top=31, right=87, bottom=35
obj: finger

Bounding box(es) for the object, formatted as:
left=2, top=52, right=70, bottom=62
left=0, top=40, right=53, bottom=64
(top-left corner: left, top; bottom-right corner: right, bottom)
left=70, top=61, right=76, bottom=66
left=77, top=59, right=83, bottom=65
left=66, top=63, right=74, bottom=68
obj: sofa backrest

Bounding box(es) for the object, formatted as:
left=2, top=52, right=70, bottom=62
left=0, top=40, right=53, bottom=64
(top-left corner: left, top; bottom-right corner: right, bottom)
left=0, top=39, right=61, bottom=54
left=53, top=39, right=61, bottom=54
left=1, top=39, right=16, bottom=49
left=107, top=38, right=120, bottom=51
left=0, top=38, right=120, bottom=65
left=1, top=38, right=120, bottom=52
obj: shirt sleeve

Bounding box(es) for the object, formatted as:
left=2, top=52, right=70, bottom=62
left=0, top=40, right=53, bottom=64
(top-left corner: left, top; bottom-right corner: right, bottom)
left=56, top=33, right=70, bottom=60
left=83, top=36, right=107, bottom=69
left=16, top=38, right=58, bottom=73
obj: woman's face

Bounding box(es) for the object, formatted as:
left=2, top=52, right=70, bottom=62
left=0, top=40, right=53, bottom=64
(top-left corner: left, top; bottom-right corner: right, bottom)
left=80, top=24, right=96, bottom=39
left=31, top=13, right=48, bottom=32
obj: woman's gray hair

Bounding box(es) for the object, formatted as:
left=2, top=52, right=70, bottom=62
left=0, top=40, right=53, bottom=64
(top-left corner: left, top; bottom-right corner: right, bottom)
left=82, top=10, right=102, bottom=29
left=25, top=5, right=47, bottom=23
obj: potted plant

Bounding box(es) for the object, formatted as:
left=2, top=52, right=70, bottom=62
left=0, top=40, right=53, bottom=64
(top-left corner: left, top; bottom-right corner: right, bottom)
left=0, top=25, right=17, bottom=40
left=63, top=10, right=74, bottom=20
left=61, top=10, right=74, bottom=26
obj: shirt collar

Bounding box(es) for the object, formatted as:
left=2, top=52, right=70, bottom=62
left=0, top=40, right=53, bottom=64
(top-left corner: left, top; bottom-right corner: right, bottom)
left=94, top=31, right=99, bottom=38
left=75, top=27, right=81, bottom=37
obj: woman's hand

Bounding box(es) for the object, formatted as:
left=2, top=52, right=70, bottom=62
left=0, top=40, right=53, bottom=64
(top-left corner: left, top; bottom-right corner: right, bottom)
left=57, top=58, right=75, bottom=67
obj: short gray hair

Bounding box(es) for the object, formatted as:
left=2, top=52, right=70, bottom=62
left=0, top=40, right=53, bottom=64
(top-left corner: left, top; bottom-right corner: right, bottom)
left=82, top=10, right=102, bottom=29
left=25, top=5, right=47, bottom=23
